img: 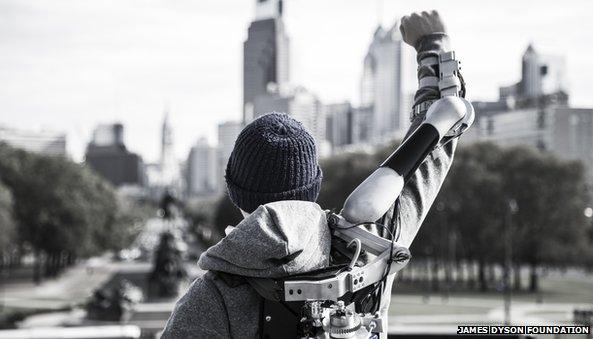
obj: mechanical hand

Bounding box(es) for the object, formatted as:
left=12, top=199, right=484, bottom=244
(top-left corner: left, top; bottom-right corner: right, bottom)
left=400, top=10, right=446, bottom=49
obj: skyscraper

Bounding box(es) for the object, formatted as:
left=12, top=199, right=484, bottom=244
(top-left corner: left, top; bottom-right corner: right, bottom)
left=159, top=109, right=179, bottom=189
left=360, top=22, right=406, bottom=140
left=217, top=121, right=243, bottom=192
left=495, top=44, right=568, bottom=106
left=521, top=44, right=567, bottom=99
left=521, top=44, right=541, bottom=98
left=186, top=138, right=219, bottom=198
left=218, top=121, right=243, bottom=171
left=243, top=0, right=289, bottom=124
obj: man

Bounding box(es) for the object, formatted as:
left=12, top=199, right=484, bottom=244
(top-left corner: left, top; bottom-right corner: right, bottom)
left=162, top=10, right=459, bottom=338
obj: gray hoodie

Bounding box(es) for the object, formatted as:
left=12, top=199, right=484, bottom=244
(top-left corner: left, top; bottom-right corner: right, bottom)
left=161, top=200, right=331, bottom=338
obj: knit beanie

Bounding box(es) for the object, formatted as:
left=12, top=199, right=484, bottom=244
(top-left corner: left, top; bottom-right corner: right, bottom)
left=225, top=112, right=323, bottom=213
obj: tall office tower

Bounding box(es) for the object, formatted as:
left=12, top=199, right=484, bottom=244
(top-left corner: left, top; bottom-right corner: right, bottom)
left=0, top=126, right=67, bottom=156
left=521, top=44, right=541, bottom=98
left=218, top=121, right=243, bottom=171
left=243, top=0, right=289, bottom=124
left=521, top=44, right=567, bottom=99
left=360, top=22, right=406, bottom=140
left=160, top=110, right=179, bottom=188
left=85, top=123, right=145, bottom=187
left=325, top=102, right=353, bottom=152
left=186, top=138, right=219, bottom=198
left=253, top=86, right=326, bottom=150
left=217, top=121, right=243, bottom=192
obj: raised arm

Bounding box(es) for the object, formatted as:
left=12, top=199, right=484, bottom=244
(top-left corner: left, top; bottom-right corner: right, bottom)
left=381, top=10, right=459, bottom=247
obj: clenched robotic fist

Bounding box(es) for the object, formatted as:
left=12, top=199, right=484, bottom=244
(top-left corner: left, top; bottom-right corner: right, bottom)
left=400, top=10, right=447, bottom=49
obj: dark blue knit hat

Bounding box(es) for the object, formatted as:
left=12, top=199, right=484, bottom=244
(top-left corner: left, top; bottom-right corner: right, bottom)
left=225, top=112, right=323, bottom=213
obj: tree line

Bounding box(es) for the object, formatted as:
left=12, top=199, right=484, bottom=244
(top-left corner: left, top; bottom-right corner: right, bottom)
left=0, top=143, right=151, bottom=283
left=322, top=141, right=593, bottom=292
left=189, top=141, right=593, bottom=292
left=412, top=142, right=593, bottom=292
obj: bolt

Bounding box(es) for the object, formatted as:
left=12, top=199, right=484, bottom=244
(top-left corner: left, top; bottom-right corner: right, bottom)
left=265, top=315, right=271, bottom=322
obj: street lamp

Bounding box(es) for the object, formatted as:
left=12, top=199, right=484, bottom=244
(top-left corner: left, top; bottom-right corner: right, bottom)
left=504, top=198, right=518, bottom=325
left=584, top=207, right=593, bottom=219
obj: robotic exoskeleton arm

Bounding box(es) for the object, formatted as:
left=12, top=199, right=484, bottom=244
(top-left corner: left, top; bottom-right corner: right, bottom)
left=253, top=50, right=474, bottom=339
left=341, top=50, right=473, bottom=225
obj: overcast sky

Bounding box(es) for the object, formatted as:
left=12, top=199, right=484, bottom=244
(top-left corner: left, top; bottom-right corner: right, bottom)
left=1, top=0, right=592, bottom=162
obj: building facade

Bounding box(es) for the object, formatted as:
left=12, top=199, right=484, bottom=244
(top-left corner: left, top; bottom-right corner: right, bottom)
left=0, top=127, right=67, bottom=156
left=159, top=111, right=180, bottom=189
left=352, top=106, right=374, bottom=145
left=186, top=138, right=219, bottom=198
left=217, top=121, right=243, bottom=192
left=325, top=102, right=353, bottom=152
left=252, top=86, right=326, bottom=151
left=360, top=22, right=406, bottom=140
left=243, top=0, right=289, bottom=124
left=475, top=107, right=593, bottom=180
left=85, top=123, right=145, bottom=187
left=468, top=44, right=593, bottom=182
left=521, top=44, right=567, bottom=99
left=218, top=121, right=243, bottom=170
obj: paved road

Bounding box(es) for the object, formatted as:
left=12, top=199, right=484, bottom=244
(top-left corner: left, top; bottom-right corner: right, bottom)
left=2, top=257, right=116, bottom=310
left=1, top=216, right=206, bottom=312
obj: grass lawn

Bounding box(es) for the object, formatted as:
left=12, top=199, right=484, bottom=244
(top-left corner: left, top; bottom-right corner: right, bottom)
left=389, top=296, right=492, bottom=316
left=389, top=271, right=593, bottom=317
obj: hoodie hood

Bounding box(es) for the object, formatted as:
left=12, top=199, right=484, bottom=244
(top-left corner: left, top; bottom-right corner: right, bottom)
left=198, top=200, right=331, bottom=278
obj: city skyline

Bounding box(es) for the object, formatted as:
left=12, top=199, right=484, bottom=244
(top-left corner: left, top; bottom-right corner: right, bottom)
left=1, top=0, right=593, bottom=162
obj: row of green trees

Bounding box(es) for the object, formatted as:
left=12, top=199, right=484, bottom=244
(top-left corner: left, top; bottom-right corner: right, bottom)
left=0, top=143, right=150, bottom=283
left=417, top=143, right=593, bottom=291
left=188, top=141, right=593, bottom=292
left=319, top=141, right=593, bottom=292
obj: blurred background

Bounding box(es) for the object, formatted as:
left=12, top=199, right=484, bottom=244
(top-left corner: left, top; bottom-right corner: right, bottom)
left=1, top=0, right=592, bottom=338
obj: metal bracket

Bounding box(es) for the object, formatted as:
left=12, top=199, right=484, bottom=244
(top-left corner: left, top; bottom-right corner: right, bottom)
left=439, top=51, right=462, bottom=97
left=283, top=216, right=411, bottom=302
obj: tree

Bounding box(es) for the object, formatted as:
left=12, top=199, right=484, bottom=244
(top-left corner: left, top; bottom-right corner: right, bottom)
left=0, top=143, right=145, bottom=282
left=498, top=146, right=589, bottom=291
left=414, top=142, right=507, bottom=291
left=184, top=198, right=218, bottom=244
left=317, top=149, right=378, bottom=212
left=0, top=182, right=16, bottom=269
